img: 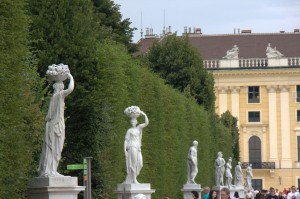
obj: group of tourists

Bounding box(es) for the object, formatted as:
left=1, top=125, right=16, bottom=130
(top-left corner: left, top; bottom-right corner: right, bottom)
left=227, top=186, right=299, bottom=199
left=252, top=186, right=300, bottom=199
left=188, top=186, right=300, bottom=199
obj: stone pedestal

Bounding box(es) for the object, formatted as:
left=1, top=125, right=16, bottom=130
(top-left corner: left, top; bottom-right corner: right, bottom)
left=181, top=184, right=202, bottom=199
left=268, top=58, right=288, bottom=67
left=220, top=59, right=239, bottom=68
left=115, top=183, right=155, bottom=199
left=27, top=177, right=85, bottom=199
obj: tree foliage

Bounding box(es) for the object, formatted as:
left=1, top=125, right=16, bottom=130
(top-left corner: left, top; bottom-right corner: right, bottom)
left=146, top=34, right=215, bottom=111
left=29, top=0, right=100, bottom=76
left=64, top=40, right=230, bottom=198
left=0, top=0, right=238, bottom=198
left=220, top=111, right=240, bottom=162
left=0, top=0, right=43, bottom=198
left=92, top=0, right=137, bottom=52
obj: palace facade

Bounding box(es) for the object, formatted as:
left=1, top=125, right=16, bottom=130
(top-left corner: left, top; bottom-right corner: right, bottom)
left=137, top=28, right=300, bottom=190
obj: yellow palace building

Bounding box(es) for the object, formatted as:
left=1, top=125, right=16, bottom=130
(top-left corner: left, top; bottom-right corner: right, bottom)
left=194, top=29, right=300, bottom=190
left=138, top=28, right=300, bottom=190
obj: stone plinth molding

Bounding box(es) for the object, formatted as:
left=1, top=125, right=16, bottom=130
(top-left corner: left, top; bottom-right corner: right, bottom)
left=181, top=184, right=202, bottom=199
left=115, top=183, right=155, bottom=199
left=27, top=177, right=85, bottom=199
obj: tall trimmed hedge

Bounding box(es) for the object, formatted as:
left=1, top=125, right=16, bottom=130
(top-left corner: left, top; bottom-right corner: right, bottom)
left=0, top=0, right=43, bottom=198
left=26, top=0, right=236, bottom=198
left=62, top=41, right=233, bottom=199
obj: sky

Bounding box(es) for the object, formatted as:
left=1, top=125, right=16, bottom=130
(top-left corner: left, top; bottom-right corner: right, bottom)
left=113, top=0, right=300, bottom=42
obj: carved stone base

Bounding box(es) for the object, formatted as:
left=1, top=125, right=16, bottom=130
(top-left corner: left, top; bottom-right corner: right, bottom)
left=27, top=177, right=85, bottom=199
left=220, top=59, right=239, bottom=68
left=115, top=183, right=155, bottom=199
left=181, top=184, right=202, bottom=199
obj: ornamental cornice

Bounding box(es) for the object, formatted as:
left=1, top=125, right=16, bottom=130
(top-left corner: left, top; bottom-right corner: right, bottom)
left=294, top=127, right=300, bottom=135
left=279, top=85, right=290, bottom=92
left=240, top=123, right=268, bottom=134
left=266, top=85, right=278, bottom=93
left=217, top=86, right=229, bottom=94
left=211, top=68, right=300, bottom=77
left=294, top=127, right=300, bottom=131
left=229, top=86, right=240, bottom=93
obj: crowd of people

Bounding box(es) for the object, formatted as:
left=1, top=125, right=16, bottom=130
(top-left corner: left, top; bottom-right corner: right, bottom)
left=251, top=186, right=300, bottom=199
left=186, top=186, right=300, bottom=199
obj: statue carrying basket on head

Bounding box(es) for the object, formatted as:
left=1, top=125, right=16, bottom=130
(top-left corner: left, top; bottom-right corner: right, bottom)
left=38, top=64, right=74, bottom=177
left=123, top=106, right=149, bottom=184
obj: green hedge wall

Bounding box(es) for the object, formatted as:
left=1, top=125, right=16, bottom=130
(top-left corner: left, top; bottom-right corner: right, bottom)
left=0, top=0, right=236, bottom=197
left=62, top=41, right=233, bottom=199
left=0, top=0, right=44, bottom=198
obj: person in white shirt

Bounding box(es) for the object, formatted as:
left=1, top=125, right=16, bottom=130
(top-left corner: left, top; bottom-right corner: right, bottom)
left=246, top=190, right=254, bottom=199
left=287, top=186, right=298, bottom=199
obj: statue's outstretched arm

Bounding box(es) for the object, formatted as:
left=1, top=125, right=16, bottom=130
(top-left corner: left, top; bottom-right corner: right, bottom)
left=63, top=73, right=74, bottom=97
left=138, top=111, right=149, bottom=129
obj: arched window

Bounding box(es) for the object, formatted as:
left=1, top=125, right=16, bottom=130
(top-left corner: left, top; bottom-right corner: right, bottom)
left=249, top=136, right=261, bottom=163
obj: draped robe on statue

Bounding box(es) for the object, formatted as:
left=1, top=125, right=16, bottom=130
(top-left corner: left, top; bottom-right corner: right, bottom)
left=39, top=91, right=65, bottom=177
left=124, top=127, right=143, bottom=183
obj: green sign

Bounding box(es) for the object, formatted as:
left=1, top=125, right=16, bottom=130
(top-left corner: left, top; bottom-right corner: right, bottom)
left=67, top=164, right=86, bottom=170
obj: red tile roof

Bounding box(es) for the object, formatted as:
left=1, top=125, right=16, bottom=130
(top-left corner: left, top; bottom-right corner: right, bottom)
left=135, top=38, right=158, bottom=56
left=136, top=33, right=300, bottom=59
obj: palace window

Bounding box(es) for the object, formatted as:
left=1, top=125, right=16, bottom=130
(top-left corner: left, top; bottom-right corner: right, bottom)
left=298, top=136, right=300, bottom=161
left=297, top=110, right=300, bottom=122
left=248, top=86, right=260, bottom=103
left=252, top=179, right=262, bottom=191
left=248, top=111, right=260, bottom=122
left=297, top=85, right=300, bottom=102
left=249, top=136, right=262, bottom=163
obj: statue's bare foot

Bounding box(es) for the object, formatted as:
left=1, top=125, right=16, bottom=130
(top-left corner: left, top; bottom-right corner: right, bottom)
left=55, top=172, right=64, bottom=177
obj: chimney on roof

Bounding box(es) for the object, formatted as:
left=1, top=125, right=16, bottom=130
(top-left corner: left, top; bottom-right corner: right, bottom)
left=195, top=28, right=201, bottom=34
left=234, top=28, right=236, bottom=34
left=294, top=29, right=300, bottom=33
left=168, top=25, right=171, bottom=33
left=241, top=29, right=252, bottom=33
left=280, top=30, right=285, bottom=33
left=184, top=26, right=187, bottom=33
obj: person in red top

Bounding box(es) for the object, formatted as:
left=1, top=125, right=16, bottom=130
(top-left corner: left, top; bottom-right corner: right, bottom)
left=283, top=188, right=288, bottom=196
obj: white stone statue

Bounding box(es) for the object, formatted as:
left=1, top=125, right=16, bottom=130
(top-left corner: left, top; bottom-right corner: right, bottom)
left=266, top=43, right=284, bottom=58
left=134, top=194, right=147, bottom=199
left=214, top=151, right=225, bottom=186
left=234, top=162, right=243, bottom=187
left=245, top=164, right=253, bottom=190
left=123, top=106, right=149, bottom=184
left=225, top=157, right=233, bottom=188
left=38, top=64, right=74, bottom=177
left=223, top=45, right=239, bottom=59
left=187, top=140, right=198, bottom=184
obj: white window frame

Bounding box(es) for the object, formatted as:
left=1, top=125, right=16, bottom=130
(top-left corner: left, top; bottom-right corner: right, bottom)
left=296, top=85, right=300, bottom=103
left=297, top=110, right=300, bottom=122
left=247, top=110, right=261, bottom=123
left=248, top=86, right=260, bottom=104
